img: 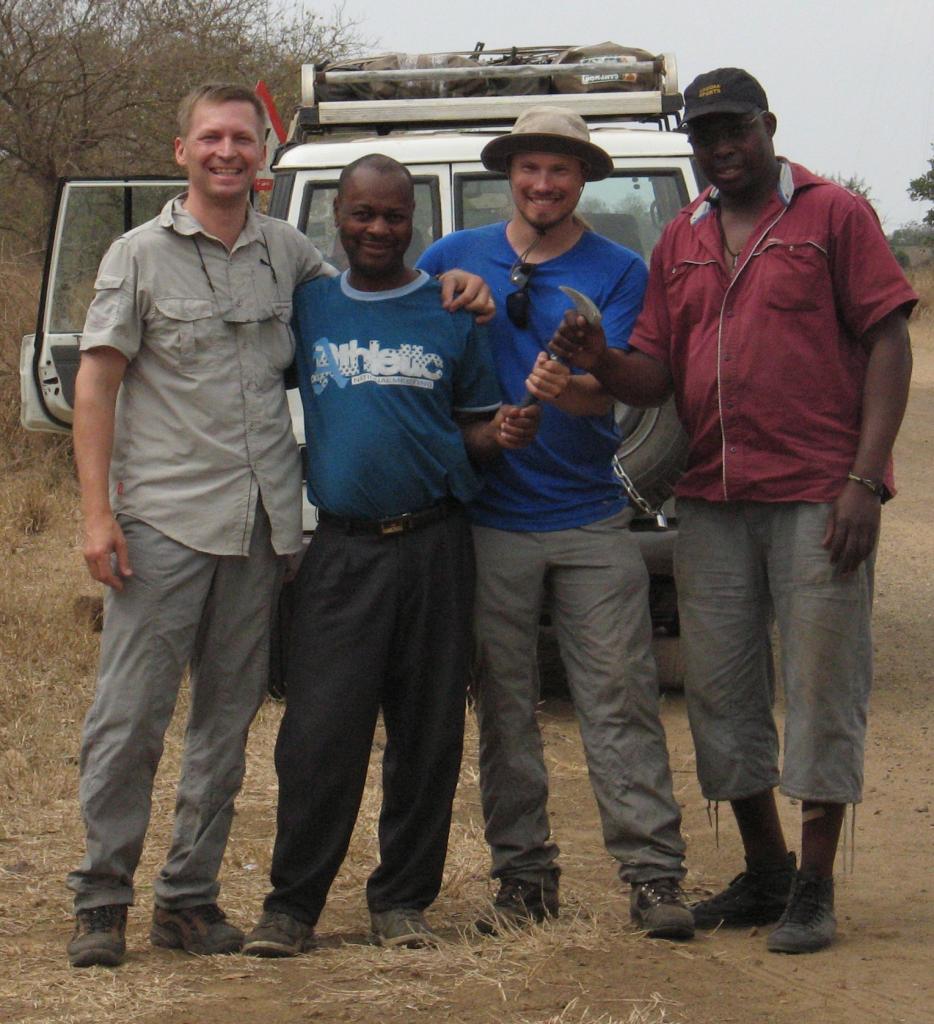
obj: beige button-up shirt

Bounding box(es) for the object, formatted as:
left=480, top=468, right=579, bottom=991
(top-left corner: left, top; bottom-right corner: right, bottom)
left=81, top=196, right=331, bottom=555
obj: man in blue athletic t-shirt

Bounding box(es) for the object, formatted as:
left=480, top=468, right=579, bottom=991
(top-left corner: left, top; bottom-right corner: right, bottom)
left=419, top=107, right=694, bottom=939
left=243, top=154, right=565, bottom=955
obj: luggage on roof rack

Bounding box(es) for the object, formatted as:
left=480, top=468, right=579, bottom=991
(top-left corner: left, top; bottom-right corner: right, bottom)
left=292, top=42, right=681, bottom=136
left=315, top=50, right=547, bottom=101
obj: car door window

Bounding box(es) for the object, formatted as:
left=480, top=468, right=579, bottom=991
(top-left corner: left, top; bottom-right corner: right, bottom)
left=578, top=172, right=687, bottom=259
left=456, top=175, right=513, bottom=231
left=48, top=182, right=183, bottom=334
left=22, top=180, right=183, bottom=430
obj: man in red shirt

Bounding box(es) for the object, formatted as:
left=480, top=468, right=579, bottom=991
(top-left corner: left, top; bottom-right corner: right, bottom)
left=549, top=68, right=916, bottom=954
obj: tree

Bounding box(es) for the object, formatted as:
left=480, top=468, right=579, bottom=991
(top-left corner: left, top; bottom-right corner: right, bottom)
left=823, top=173, right=875, bottom=206
left=908, top=147, right=934, bottom=227
left=888, top=221, right=934, bottom=247
left=0, top=0, right=370, bottom=247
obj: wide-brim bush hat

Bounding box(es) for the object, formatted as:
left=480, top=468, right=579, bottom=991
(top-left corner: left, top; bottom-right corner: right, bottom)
left=481, top=106, right=614, bottom=181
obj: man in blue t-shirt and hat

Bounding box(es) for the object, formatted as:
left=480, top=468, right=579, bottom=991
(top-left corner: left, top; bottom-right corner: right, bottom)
left=419, top=107, right=694, bottom=939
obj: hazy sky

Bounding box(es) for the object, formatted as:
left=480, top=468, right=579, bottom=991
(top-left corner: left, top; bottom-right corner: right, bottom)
left=337, top=0, right=934, bottom=229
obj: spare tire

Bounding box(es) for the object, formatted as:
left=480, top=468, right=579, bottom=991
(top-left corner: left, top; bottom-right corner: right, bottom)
left=614, top=397, right=689, bottom=512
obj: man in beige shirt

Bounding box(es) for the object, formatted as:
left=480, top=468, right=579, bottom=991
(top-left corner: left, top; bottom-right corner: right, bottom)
left=66, top=83, right=490, bottom=969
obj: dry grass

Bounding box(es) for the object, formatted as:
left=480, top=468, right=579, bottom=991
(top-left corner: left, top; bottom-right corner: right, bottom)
left=0, top=480, right=665, bottom=1022
left=516, top=996, right=684, bottom=1024
left=0, top=665, right=663, bottom=1024
left=906, top=267, right=934, bottom=387
left=908, top=264, right=934, bottom=321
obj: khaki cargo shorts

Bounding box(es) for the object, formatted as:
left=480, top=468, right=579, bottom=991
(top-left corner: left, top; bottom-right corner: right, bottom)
left=675, top=499, right=874, bottom=805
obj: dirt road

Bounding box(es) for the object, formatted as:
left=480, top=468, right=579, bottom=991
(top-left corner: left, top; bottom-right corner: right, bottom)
left=0, top=344, right=930, bottom=1024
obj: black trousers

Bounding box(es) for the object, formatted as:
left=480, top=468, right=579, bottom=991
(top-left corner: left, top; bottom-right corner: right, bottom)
left=265, top=512, right=474, bottom=925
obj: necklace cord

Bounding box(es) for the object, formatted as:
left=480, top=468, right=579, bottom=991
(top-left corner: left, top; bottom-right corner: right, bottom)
left=718, top=216, right=740, bottom=269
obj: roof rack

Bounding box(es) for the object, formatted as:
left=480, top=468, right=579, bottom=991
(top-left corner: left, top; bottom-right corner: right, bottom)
left=291, top=45, right=682, bottom=138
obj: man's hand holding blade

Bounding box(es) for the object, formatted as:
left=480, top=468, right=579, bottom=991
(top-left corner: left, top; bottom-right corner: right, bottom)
left=549, top=307, right=609, bottom=373
left=524, top=350, right=571, bottom=404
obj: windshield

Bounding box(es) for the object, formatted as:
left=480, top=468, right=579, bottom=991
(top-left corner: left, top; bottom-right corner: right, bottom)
left=455, top=170, right=688, bottom=261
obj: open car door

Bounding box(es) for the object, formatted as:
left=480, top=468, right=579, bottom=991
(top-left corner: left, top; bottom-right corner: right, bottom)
left=21, top=178, right=185, bottom=432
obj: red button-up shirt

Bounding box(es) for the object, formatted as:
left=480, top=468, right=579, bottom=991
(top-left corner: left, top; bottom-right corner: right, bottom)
left=630, top=161, right=917, bottom=503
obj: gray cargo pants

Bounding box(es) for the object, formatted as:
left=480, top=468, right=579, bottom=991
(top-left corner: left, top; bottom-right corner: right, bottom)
left=67, top=507, right=282, bottom=911
left=472, top=510, right=686, bottom=887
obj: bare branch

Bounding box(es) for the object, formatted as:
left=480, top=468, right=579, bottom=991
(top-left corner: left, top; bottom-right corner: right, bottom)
left=0, top=0, right=369, bottom=249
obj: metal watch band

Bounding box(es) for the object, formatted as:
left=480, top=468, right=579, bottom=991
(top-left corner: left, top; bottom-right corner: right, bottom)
left=847, top=472, right=884, bottom=496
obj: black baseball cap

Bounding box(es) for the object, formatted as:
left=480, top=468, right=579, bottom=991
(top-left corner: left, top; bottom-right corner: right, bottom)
left=682, top=68, right=769, bottom=123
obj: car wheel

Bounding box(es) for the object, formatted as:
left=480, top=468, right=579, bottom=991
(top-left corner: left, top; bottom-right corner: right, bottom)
left=614, top=397, right=688, bottom=513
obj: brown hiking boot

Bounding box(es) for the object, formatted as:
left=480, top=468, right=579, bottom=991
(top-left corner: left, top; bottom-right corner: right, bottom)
left=630, top=877, right=695, bottom=939
left=150, top=903, right=243, bottom=955
left=68, top=904, right=128, bottom=968
left=475, top=877, right=560, bottom=935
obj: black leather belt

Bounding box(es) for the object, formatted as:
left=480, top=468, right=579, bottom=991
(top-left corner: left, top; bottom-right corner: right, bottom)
left=317, top=498, right=461, bottom=537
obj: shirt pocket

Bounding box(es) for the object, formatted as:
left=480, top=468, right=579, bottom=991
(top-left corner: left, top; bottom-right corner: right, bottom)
left=151, top=296, right=222, bottom=369
left=756, top=241, right=828, bottom=312
left=663, top=259, right=719, bottom=330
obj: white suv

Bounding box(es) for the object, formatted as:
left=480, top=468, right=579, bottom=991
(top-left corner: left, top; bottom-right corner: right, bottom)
left=20, top=47, right=699, bottom=685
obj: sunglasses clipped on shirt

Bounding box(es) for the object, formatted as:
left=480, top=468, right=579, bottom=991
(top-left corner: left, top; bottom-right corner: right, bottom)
left=506, top=258, right=535, bottom=328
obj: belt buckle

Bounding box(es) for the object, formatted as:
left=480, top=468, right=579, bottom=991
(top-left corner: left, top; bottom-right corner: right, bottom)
left=378, top=514, right=409, bottom=536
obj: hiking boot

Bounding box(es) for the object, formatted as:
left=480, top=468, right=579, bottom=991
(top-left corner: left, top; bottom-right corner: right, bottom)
left=150, top=903, right=243, bottom=955
left=475, top=877, right=560, bottom=936
left=370, top=907, right=440, bottom=949
left=767, top=871, right=836, bottom=954
left=68, top=903, right=128, bottom=968
left=242, top=910, right=316, bottom=958
left=630, top=877, right=695, bottom=939
left=692, top=852, right=796, bottom=928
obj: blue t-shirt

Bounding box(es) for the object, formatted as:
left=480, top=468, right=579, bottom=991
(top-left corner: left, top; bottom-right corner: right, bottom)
left=293, top=270, right=501, bottom=519
left=418, top=223, right=648, bottom=531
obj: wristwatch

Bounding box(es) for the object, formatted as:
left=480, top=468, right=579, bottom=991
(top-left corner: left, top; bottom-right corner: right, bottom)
left=847, top=472, right=885, bottom=497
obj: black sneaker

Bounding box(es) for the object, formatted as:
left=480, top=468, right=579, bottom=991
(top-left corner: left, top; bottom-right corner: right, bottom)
left=767, top=871, right=836, bottom=954
left=475, top=877, right=559, bottom=936
left=692, top=852, right=796, bottom=928
left=150, top=903, right=243, bottom=955
left=630, top=878, right=695, bottom=939
left=68, top=904, right=128, bottom=968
